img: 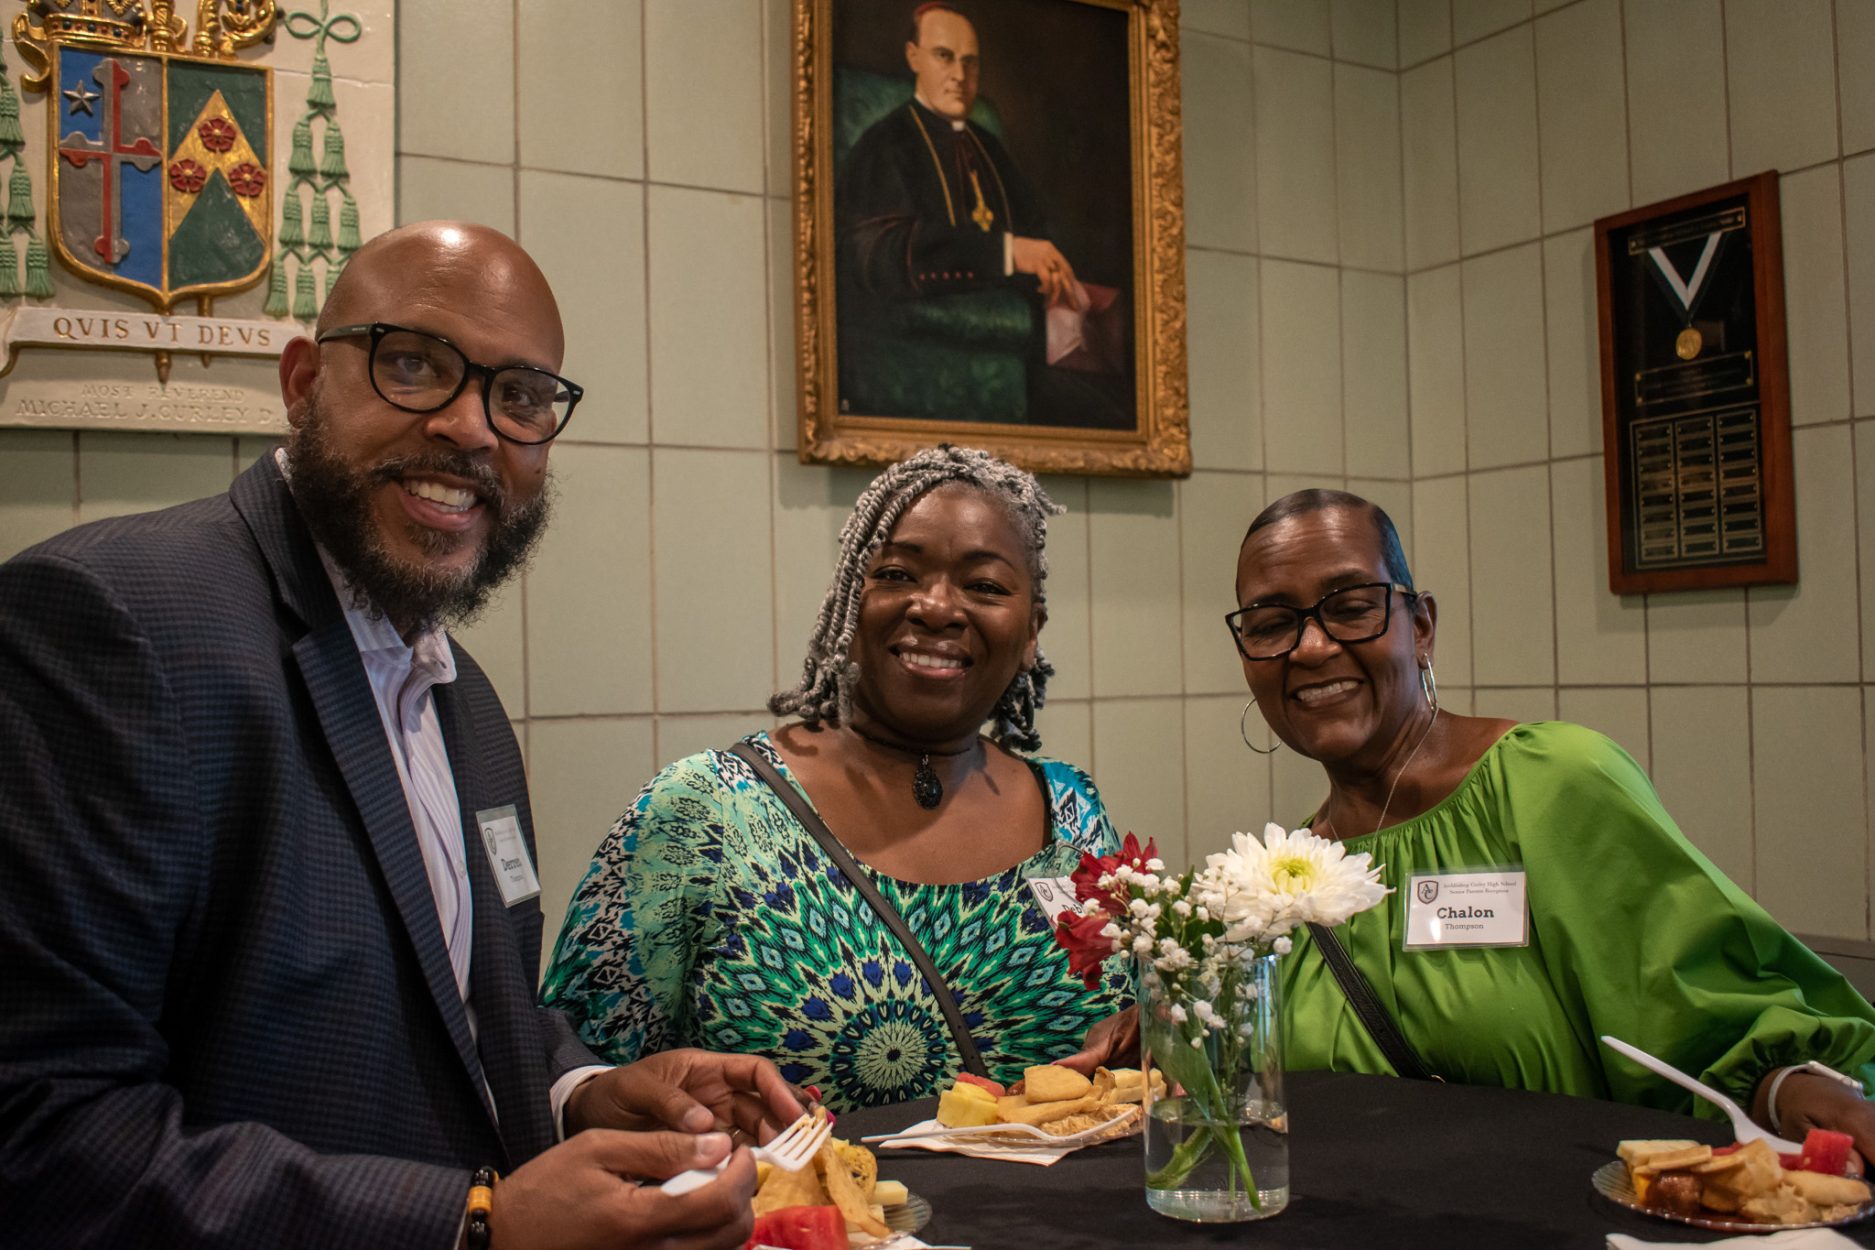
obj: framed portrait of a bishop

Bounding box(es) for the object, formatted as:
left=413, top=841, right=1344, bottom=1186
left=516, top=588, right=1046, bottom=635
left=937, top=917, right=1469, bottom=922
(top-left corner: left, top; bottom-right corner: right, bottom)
left=792, top=0, right=1190, bottom=478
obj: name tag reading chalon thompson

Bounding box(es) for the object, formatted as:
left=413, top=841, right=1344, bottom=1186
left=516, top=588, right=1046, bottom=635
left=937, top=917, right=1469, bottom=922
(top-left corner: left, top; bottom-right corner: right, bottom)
left=1402, top=870, right=1528, bottom=949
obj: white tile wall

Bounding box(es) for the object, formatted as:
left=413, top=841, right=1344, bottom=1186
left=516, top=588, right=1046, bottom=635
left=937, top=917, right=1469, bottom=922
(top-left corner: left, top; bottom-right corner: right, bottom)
left=1398, top=0, right=1453, bottom=67
left=1408, top=264, right=1467, bottom=476
left=1649, top=685, right=1753, bottom=886
left=1460, top=243, right=1547, bottom=469
left=1342, top=270, right=1411, bottom=477
left=1331, top=0, right=1399, bottom=69
left=1255, top=47, right=1340, bottom=264
left=1623, top=0, right=1730, bottom=208
left=1182, top=33, right=1260, bottom=254
left=1261, top=260, right=1346, bottom=475
left=1778, top=165, right=1853, bottom=428
left=1401, top=57, right=1460, bottom=271
left=1724, top=0, right=1840, bottom=178
left=1453, top=26, right=1540, bottom=254
left=1334, top=64, right=1405, bottom=272
left=1532, top=0, right=1628, bottom=234
left=1253, top=0, right=1333, bottom=55
left=1186, top=250, right=1264, bottom=471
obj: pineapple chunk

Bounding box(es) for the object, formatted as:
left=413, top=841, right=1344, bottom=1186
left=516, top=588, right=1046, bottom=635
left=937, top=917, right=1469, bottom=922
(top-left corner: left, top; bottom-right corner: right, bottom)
left=873, top=1180, right=909, bottom=1206
left=937, top=1086, right=1000, bottom=1127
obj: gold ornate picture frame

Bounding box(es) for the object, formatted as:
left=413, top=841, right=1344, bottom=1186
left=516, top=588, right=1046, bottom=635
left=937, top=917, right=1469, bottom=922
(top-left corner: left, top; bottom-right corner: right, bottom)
left=794, top=0, right=1189, bottom=477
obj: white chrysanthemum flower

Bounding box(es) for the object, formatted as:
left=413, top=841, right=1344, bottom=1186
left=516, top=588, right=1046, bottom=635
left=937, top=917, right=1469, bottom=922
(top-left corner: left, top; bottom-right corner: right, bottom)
left=1197, top=822, right=1389, bottom=940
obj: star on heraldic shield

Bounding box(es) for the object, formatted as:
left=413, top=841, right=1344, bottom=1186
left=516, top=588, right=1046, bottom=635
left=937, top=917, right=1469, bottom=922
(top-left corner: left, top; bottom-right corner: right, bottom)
left=50, top=43, right=271, bottom=309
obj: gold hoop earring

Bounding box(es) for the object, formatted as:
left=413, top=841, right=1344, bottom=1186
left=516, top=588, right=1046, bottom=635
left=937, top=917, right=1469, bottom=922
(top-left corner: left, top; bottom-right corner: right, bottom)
left=1240, top=699, right=1279, bottom=755
left=1419, top=658, right=1439, bottom=713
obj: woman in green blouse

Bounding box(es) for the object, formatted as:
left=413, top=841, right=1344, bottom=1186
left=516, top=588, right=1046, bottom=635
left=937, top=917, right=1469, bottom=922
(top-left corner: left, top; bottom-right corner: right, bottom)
left=1231, top=488, right=1875, bottom=1154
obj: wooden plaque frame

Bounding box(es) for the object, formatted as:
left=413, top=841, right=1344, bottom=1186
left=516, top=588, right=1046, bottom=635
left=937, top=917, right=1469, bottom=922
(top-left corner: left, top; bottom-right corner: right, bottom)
left=1593, top=172, right=1796, bottom=594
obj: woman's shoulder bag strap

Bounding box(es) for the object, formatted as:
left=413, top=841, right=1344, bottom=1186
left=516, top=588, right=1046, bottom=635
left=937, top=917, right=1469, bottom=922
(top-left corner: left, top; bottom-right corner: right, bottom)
left=1304, top=921, right=1438, bottom=1081
left=728, top=740, right=990, bottom=1078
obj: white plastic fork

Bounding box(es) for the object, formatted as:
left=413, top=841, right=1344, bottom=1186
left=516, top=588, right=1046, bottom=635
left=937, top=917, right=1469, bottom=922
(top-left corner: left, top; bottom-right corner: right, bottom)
left=1599, top=1034, right=1800, bottom=1153
left=660, top=1112, right=831, bottom=1196
left=862, top=1106, right=1136, bottom=1150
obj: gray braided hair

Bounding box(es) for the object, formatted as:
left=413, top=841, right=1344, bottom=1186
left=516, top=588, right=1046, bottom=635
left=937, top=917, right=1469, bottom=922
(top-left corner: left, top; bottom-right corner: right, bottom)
left=770, top=445, right=1061, bottom=752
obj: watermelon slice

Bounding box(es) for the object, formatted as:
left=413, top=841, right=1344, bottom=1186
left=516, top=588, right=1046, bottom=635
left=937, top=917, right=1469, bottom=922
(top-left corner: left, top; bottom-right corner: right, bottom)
left=744, top=1205, right=847, bottom=1250
left=955, top=1072, right=1006, bottom=1098
left=1796, top=1128, right=1856, bottom=1176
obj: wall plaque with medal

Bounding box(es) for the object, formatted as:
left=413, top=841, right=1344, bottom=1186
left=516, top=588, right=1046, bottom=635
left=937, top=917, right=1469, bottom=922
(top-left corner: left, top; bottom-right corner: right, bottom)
left=1593, top=172, right=1796, bottom=593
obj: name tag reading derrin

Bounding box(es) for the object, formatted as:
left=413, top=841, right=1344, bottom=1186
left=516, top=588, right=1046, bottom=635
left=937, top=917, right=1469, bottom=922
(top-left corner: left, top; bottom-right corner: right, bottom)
left=477, top=804, right=541, bottom=907
left=1403, top=870, right=1528, bottom=949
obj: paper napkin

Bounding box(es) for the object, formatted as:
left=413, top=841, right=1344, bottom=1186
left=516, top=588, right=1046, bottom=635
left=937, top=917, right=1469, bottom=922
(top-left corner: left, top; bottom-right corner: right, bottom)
left=1608, top=1229, right=1862, bottom=1250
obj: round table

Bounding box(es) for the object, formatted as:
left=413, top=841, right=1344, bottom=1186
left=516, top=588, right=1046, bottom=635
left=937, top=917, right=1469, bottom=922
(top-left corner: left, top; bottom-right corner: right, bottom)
left=840, top=1071, right=1875, bottom=1248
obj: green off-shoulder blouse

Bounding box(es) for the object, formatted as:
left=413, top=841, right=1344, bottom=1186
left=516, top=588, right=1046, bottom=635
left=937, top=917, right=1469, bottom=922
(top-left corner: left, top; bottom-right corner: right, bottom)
left=1281, top=721, right=1875, bottom=1120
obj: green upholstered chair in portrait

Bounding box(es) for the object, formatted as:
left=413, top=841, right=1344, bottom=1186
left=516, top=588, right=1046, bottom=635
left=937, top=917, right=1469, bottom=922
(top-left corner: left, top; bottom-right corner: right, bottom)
left=833, top=66, right=1036, bottom=423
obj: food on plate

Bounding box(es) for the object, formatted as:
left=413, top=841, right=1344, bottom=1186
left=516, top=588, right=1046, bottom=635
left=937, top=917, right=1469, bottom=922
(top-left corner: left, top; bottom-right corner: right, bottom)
left=751, top=1111, right=897, bottom=1240
left=743, top=1206, right=847, bottom=1250
left=935, top=1080, right=1000, bottom=1128
left=1616, top=1130, right=1873, bottom=1225
left=954, top=1072, right=1006, bottom=1097
left=929, top=1065, right=1163, bottom=1141
left=1022, top=1064, right=1092, bottom=1103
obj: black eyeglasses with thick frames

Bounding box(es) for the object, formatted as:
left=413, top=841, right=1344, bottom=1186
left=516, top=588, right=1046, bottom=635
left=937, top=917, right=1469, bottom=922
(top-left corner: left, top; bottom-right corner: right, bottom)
left=315, top=322, right=583, bottom=445
left=1225, top=582, right=1420, bottom=661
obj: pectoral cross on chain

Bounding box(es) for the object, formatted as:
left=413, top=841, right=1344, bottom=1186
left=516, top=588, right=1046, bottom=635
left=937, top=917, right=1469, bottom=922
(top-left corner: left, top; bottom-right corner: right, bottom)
left=968, top=171, right=995, bottom=232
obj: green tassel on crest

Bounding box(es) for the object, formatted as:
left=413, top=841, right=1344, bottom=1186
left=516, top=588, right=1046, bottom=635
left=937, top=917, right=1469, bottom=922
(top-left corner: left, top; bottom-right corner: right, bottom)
left=0, top=242, right=21, bottom=298
left=7, top=166, right=33, bottom=228
left=319, top=126, right=347, bottom=181
left=279, top=191, right=304, bottom=247
left=324, top=256, right=343, bottom=300
left=263, top=261, right=289, bottom=317
left=338, top=197, right=360, bottom=253
left=308, top=195, right=332, bottom=251
left=309, top=54, right=336, bottom=111
left=24, top=235, right=51, bottom=298
left=0, top=92, right=22, bottom=151
left=289, top=118, right=315, bottom=178
left=292, top=264, right=317, bottom=320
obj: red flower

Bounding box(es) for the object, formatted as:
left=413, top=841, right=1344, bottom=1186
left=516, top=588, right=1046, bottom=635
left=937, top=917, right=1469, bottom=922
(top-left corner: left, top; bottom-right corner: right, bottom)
left=1054, top=908, right=1118, bottom=990
left=227, top=163, right=266, bottom=198
left=168, top=159, right=206, bottom=194
left=1070, top=831, right=1160, bottom=913
left=197, top=116, right=237, bottom=153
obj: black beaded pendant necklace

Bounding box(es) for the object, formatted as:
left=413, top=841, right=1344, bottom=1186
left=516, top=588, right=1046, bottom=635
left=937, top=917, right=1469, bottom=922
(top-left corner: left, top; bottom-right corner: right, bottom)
left=848, top=723, right=979, bottom=809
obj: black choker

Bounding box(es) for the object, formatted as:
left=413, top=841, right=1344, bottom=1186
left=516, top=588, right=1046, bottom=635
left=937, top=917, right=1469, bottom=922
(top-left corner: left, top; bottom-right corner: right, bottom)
left=848, top=724, right=978, bottom=809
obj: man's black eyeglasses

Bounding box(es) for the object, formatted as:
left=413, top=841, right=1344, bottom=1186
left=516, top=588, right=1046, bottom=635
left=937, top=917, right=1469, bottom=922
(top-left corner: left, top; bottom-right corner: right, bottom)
left=315, top=322, right=582, bottom=445
left=1225, top=582, right=1419, bottom=661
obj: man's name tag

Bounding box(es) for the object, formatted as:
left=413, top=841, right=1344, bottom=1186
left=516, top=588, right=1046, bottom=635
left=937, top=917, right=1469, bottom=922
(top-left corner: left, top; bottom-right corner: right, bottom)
left=477, top=804, right=540, bottom=907
left=1026, top=875, right=1078, bottom=924
left=1403, top=870, right=1527, bottom=949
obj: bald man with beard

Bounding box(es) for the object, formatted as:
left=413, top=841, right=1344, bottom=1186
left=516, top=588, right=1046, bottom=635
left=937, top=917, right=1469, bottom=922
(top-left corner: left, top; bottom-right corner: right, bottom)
left=0, top=223, right=798, bottom=1250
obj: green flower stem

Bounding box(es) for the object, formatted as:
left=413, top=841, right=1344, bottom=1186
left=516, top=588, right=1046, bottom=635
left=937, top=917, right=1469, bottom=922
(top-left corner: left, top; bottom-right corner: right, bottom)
left=1142, top=995, right=1260, bottom=1205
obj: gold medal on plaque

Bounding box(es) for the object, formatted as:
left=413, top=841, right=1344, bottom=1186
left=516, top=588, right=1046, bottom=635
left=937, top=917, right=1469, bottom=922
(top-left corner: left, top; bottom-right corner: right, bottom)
left=1675, top=326, right=1703, bottom=360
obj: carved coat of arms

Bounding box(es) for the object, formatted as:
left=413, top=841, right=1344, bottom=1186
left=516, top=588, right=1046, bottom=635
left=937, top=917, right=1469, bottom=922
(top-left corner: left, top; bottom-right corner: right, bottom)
left=16, top=0, right=275, bottom=311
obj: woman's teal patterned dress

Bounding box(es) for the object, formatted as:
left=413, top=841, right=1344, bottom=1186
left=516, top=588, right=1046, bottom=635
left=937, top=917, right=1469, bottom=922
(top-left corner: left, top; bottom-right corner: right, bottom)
left=541, top=733, right=1132, bottom=1111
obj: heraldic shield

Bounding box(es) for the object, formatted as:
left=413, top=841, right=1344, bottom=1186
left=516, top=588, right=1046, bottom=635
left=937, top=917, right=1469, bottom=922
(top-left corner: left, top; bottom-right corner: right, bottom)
left=50, top=44, right=271, bottom=309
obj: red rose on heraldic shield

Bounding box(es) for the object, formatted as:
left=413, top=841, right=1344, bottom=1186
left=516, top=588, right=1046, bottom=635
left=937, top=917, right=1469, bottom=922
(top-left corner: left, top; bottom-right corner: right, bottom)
left=168, top=159, right=206, bottom=194
left=228, top=163, right=266, bottom=198
left=197, top=116, right=237, bottom=153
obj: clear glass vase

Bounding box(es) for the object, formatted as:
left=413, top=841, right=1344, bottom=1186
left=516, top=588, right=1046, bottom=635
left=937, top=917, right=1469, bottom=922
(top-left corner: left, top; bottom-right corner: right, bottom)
left=1139, top=945, right=1288, bottom=1223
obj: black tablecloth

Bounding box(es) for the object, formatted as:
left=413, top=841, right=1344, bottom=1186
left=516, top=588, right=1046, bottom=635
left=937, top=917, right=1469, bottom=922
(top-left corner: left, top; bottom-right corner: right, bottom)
left=839, top=1071, right=1875, bottom=1249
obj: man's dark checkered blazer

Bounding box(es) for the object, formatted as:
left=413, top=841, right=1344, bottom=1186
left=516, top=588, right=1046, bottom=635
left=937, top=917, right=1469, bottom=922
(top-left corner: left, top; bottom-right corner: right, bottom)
left=0, top=455, right=601, bottom=1248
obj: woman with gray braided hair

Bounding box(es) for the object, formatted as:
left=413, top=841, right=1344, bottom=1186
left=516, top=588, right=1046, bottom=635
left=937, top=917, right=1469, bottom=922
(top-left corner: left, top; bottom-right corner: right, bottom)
left=542, top=446, right=1134, bottom=1111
